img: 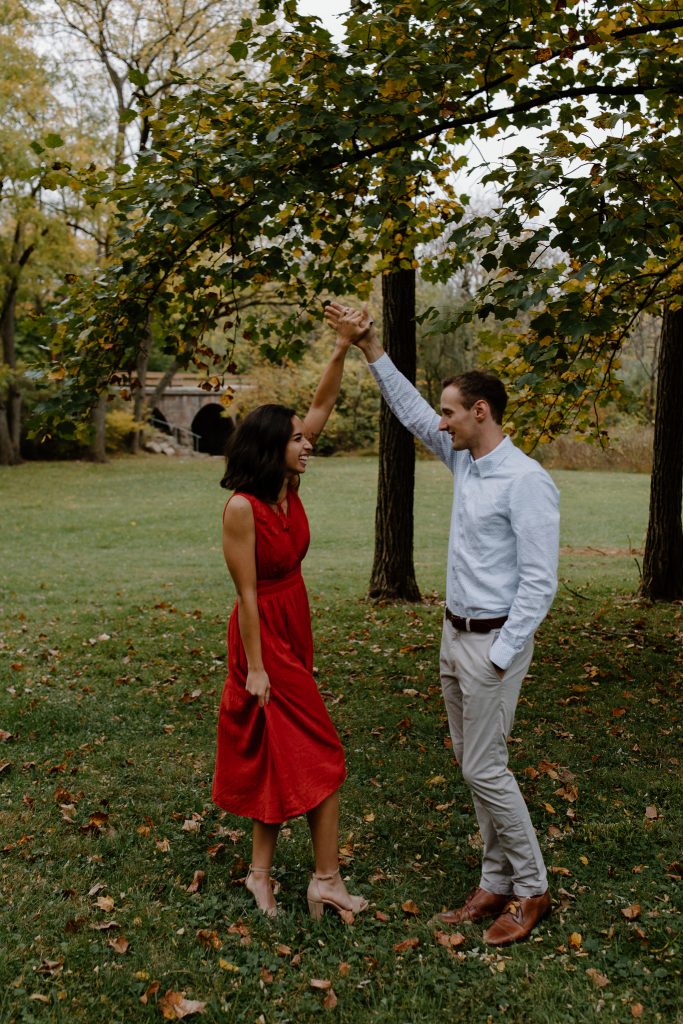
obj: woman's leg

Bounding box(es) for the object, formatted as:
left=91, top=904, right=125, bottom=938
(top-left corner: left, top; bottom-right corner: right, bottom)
left=306, top=791, right=367, bottom=914
left=246, top=820, right=280, bottom=914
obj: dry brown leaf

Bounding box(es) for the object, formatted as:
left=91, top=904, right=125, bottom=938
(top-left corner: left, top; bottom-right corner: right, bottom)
left=622, top=904, right=641, bottom=920
left=375, top=910, right=389, bottom=922
left=89, top=920, right=120, bottom=931
left=630, top=1003, right=644, bottom=1018
left=586, top=968, right=609, bottom=988
left=394, top=936, right=420, bottom=953
left=644, top=805, right=658, bottom=820
left=0, top=730, right=14, bottom=742
left=275, top=944, right=292, bottom=957
left=159, top=990, right=206, bottom=1019
left=182, top=818, right=202, bottom=833
left=140, top=980, right=160, bottom=1005
left=218, top=959, right=239, bottom=972
left=186, top=870, right=205, bottom=894
left=34, top=959, right=64, bottom=975
left=338, top=962, right=351, bottom=976
left=259, top=967, right=273, bottom=984
left=155, top=838, right=171, bottom=853
left=108, top=935, right=129, bottom=954
left=196, top=929, right=222, bottom=950
left=310, top=978, right=332, bottom=990
left=550, top=866, right=571, bottom=876
left=323, top=988, right=338, bottom=1010
left=401, top=899, right=420, bottom=916
left=542, top=802, right=556, bottom=815
left=96, top=896, right=115, bottom=912
left=568, top=932, right=582, bottom=949
left=426, top=774, right=446, bottom=786
left=434, top=929, right=465, bottom=948
left=538, top=759, right=559, bottom=779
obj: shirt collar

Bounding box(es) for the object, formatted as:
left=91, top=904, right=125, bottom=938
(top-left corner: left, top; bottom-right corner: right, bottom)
left=467, top=435, right=512, bottom=476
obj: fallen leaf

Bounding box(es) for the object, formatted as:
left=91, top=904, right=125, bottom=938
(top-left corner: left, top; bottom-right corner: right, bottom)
left=542, top=802, right=556, bottom=815
left=34, top=958, right=64, bottom=975
left=29, top=994, right=50, bottom=1003
left=323, top=988, right=338, bottom=1010
left=275, top=944, right=292, bottom=957
left=96, top=896, right=115, bottom=912
left=338, top=962, right=351, bottom=976
left=155, top=838, right=171, bottom=853
left=586, top=968, right=609, bottom=988
left=309, top=978, right=332, bottom=990
left=375, top=911, right=390, bottom=923
left=644, top=805, right=658, bottom=820
left=630, top=1003, right=644, bottom=1018
left=0, top=730, right=14, bottom=742
left=218, top=959, right=239, bottom=972
left=89, top=920, right=120, bottom=931
left=434, top=929, right=465, bottom=948
left=159, top=990, right=206, bottom=1019
left=401, top=899, right=420, bottom=916
left=186, top=870, right=205, bottom=894
left=259, top=967, right=273, bottom=984
left=140, top=980, right=160, bottom=1004
left=550, top=866, right=571, bottom=876
left=393, top=937, right=420, bottom=953
left=426, top=774, right=446, bottom=786
left=182, top=818, right=201, bottom=833
left=568, top=932, right=582, bottom=949
left=621, top=904, right=641, bottom=920
left=108, top=935, right=129, bottom=954
left=196, top=929, right=221, bottom=950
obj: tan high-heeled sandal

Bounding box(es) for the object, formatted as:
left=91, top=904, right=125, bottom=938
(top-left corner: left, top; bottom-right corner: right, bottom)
left=307, top=869, right=368, bottom=921
left=245, top=864, right=277, bottom=918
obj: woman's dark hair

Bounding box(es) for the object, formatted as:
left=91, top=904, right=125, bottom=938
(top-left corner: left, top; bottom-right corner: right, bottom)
left=220, top=404, right=296, bottom=501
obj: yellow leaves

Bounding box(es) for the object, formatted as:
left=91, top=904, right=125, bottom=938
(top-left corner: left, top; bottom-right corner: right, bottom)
left=426, top=774, right=446, bottom=786
left=568, top=931, right=582, bottom=950
left=218, top=959, right=239, bottom=972
left=542, top=802, right=557, bottom=815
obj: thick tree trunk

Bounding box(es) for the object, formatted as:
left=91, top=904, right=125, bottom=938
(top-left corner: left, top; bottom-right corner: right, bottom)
left=641, top=305, right=683, bottom=600
left=368, top=268, right=421, bottom=601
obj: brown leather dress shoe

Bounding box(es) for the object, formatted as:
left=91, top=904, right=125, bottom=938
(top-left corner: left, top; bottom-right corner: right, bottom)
left=483, top=891, right=551, bottom=945
left=433, top=887, right=511, bottom=926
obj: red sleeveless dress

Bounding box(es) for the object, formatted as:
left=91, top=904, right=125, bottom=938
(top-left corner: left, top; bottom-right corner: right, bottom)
left=212, top=486, right=346, bottom=824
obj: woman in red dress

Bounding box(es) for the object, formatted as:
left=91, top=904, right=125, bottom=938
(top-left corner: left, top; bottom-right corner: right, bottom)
left=213, top=320, right=369, bottom=920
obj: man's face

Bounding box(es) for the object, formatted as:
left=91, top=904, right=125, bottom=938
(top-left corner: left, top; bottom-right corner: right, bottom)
left=438, top=384, right=481, bottom=451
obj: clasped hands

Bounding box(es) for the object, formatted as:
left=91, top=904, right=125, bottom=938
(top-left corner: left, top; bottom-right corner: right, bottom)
left=324, top=301, right=375, bottom=347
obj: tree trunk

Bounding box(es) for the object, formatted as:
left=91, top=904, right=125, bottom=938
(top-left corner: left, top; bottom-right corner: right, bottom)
left=0, top=288, right=22, bottom=465
left=641, top=305, right=683, bottom=600
left=90, top=391, right=108, bottom=463
left=368, top=267, right=421, bottom=601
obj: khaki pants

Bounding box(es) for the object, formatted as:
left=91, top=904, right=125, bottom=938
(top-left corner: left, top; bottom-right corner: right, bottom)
left=440, top=621, right=547, bottom=898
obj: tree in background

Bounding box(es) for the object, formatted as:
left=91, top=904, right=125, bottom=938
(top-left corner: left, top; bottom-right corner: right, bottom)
left=0, top=0, right=91, bottom=465
left=44, top=0, right=683, bottom=598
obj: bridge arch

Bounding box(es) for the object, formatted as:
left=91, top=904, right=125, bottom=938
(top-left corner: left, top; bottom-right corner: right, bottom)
left=191, top=403, right=235, bottom=455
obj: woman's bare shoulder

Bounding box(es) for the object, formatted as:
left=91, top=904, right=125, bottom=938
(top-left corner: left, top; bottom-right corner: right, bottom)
left=223, top=493, right=255, bottom=526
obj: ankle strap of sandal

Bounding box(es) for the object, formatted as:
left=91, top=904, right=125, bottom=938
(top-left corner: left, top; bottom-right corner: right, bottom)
left=248, top=864, right=272, bottom=875
left=312, top=869, right=340, bottom=881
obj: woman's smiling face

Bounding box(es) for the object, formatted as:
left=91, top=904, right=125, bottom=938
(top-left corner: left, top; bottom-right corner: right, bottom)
left=284, top=416, right=313, bottom=476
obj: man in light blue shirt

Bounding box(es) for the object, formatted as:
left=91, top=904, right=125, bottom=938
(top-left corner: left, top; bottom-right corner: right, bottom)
left=325, top=303, right=559, bottom=946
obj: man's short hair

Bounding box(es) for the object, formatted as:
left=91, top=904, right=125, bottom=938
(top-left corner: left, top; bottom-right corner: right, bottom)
left=442, top=370, right=508, bottom=425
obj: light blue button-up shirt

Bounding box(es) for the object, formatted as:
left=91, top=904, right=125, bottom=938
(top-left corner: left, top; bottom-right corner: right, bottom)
left=369, top=354, right=560, bottom=670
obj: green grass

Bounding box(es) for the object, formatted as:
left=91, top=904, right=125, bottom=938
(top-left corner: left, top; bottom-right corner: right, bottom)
left=0, top=455, right=680, bottom=1024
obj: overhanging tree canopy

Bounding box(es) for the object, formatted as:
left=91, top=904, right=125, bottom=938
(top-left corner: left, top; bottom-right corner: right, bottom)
left=43, top=0, right=683, bottom=596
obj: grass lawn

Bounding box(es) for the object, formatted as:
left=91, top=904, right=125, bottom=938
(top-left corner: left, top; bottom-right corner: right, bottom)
left=0, top=455, right=680, bottom=1024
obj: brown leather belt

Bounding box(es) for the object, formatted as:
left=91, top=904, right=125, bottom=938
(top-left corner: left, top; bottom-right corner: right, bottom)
left=445, top=608, right=508, bottom=634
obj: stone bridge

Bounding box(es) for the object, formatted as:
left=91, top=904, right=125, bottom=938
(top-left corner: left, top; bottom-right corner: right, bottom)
left=145, top=372, right=253, bottom=455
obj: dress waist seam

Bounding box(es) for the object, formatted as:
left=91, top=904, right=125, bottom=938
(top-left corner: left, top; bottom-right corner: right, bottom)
left=257, top=567, right=302, bottom=596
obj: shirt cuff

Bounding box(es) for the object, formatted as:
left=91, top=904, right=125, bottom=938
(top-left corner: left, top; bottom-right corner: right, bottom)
left=368, top=352, right=392, bottom=374
left=489, top=635, right=519, bottom=672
